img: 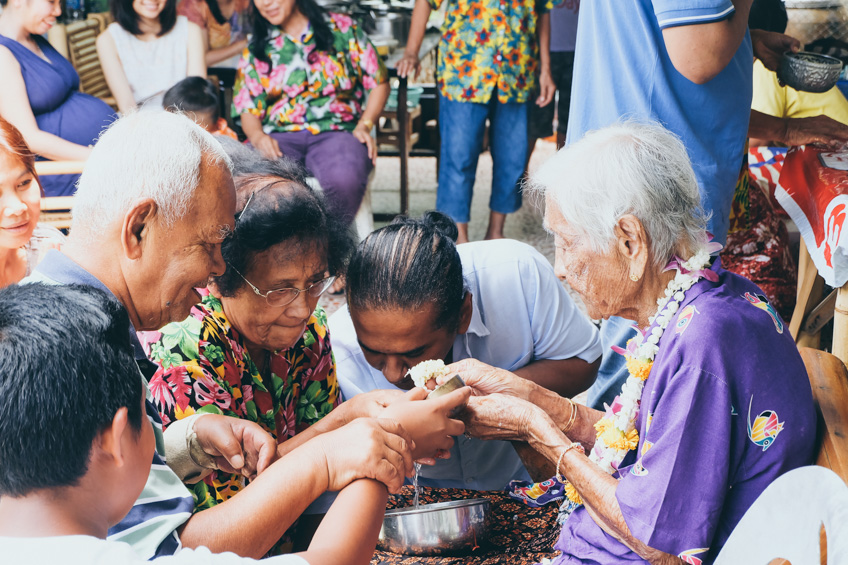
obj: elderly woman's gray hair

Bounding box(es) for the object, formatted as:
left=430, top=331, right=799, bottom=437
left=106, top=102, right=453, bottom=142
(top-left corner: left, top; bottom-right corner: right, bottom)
left=71, top=111, right=233, bottom=240
left=532, top=121, right=709, bottom=266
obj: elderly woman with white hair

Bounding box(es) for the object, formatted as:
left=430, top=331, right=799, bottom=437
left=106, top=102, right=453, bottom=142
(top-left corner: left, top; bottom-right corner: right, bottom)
left=447, top=122, right=817, bottom=564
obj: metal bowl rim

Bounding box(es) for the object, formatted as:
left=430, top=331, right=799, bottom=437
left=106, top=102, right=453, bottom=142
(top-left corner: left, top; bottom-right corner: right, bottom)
left=783, top=51, right=844, bottom=68
left=384, top=497, right=490, bottom=517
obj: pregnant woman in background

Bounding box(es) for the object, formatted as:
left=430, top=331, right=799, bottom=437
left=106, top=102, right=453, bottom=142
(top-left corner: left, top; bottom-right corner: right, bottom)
left=0, top=0, right=117, bottom=196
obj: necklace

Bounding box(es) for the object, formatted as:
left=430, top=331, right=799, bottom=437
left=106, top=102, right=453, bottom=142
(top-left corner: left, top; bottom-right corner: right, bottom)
left=557, top=245, right=718, bottom=519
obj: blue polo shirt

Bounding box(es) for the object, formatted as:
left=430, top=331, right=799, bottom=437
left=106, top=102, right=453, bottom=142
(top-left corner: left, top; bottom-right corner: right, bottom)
left=25, top=250, right=194, bottom=559
left=568, top=0, right=753, bottom=243
left=329, top=239, right=602, bottom=491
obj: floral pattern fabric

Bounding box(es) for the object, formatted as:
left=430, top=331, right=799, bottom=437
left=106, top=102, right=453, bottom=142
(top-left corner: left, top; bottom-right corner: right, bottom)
left=141, top=288, right=339, bottom=514
left=430, top=0, right=557, bottom=104
left=233, top=12, right=387, bottom=134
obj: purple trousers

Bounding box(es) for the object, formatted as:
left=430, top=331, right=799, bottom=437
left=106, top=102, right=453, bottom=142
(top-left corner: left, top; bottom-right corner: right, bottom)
left=270, top=129, right=372, bottom=223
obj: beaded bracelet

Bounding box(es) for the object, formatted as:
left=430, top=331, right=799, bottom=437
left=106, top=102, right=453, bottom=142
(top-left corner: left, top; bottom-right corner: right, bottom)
left=562, top=398, right=578, bottom=433
left=555, top=442, right=585, bottom=482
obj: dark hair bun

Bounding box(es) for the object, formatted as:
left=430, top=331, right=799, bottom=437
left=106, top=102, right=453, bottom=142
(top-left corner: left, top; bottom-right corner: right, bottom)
left=391, top=210, right=458, bottom=242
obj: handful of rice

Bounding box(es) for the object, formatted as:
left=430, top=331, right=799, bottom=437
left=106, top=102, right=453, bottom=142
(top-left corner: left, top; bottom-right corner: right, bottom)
left=407, top=359, right=450, bottom=389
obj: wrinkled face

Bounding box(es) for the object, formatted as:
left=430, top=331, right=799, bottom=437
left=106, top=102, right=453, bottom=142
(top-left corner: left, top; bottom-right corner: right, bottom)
left=0, top=152, right=40, bottom=252
left=22, top=0, right=61, bottom=35
left=140, top=159, right=236, bottom=330
left=217, top=239, right=329, bottom=353
left=253, top=0, right=296, bottom=27
left=546, top=196, right=629, bottom=321
left=351, top=304, right=457, bottom=389
left=132, top=0, right=166, bottom=21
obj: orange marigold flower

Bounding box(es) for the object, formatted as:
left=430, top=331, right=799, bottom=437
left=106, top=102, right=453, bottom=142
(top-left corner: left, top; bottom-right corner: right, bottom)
left=626, top=356, right=652, bottom=381
left=564, top=481, right=582, bottom=505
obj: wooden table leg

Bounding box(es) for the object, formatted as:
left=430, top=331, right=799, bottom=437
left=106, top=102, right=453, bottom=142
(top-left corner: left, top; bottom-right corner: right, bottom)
left=398, top=76, right=409, bottom=216
left=833, top=284, right=848, bottom=365
left=790, top=239, right=824, bottom=341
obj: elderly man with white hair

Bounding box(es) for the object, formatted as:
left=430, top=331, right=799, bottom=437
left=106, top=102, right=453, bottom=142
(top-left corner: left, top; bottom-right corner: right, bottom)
left=446, top=122, right=816, bottom=564
left=25, top=111, right=421, bottom=560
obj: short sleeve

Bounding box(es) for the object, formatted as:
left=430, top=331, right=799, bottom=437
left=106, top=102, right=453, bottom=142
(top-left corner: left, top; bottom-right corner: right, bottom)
left=751, top=60, right=787, bottom=119
left=232, top=48, right=268, bottom=119
left=651, top=0, right=734, bottom=30
left=522, top=250, right=602, bottom=363
left=350, top=20, right=388, bottom=91
left=616, top=366, right=731, bottom=559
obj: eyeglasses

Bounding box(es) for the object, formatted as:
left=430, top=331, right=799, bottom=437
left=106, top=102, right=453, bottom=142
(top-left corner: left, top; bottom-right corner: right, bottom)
left=231, top=266, right=336, bottom=307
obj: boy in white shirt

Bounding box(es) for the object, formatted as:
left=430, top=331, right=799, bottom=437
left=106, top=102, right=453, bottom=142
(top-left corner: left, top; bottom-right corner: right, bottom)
left=0, top=283, right=393, bottom=565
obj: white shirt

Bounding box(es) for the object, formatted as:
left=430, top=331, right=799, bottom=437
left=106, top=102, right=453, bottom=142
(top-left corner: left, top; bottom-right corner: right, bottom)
left=1, top=535, right=309, bottom=564
left=329, top=239, right=602, bottom=490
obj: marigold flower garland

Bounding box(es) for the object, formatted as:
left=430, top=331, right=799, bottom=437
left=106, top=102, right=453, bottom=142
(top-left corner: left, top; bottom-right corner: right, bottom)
left=556, top=243, right=719, bottom=521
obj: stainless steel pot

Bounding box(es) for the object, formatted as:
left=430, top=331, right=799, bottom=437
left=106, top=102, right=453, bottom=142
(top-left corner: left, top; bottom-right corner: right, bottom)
left=371, top=10, right=410, bottom=45
left=378, top=498, right=492, bottom=556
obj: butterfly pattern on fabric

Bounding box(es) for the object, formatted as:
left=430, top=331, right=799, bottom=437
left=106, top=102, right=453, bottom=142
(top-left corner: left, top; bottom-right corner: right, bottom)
left=743, top=292, right=784, bottom=334
left=747, top=396, right=784, bottom=452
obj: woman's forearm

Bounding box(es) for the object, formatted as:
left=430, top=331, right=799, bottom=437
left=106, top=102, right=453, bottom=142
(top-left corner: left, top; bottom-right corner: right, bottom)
left=179, top=439, right=331, bottom=558
left=527, top=384, right=603, bottom=446
left=240, top=112, right=266, bottom=143
left=206, top=38, right=248, bottom=66
left=24, top=129, right=92, bottom=162
left=561, top=450, right=683, bottom=564
left=275, top=406, right=352, bottom=459
left=360, top=81, right=390, bottom=125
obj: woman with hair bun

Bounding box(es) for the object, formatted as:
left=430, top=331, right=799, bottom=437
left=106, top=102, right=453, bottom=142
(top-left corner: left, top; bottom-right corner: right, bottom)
left=329, top=210, right=602, bottom=491
left=0, top=117, right=64, bottom=287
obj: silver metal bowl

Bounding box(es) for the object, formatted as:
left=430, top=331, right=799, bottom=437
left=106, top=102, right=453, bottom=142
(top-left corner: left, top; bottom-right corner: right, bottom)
left=377, top=498, right=491, bottom=556
left=778, top=51, right=843, bottom=93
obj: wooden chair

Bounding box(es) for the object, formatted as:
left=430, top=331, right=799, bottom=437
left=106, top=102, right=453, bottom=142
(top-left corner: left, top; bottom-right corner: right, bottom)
left=800, top=347, right=848, bottom=484
left=35, top=161, right=83, bottom=232
left=63, top=18, right=116, bottom=108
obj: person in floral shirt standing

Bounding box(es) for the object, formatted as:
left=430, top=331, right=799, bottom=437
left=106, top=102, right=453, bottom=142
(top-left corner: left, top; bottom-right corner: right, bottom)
left=233, top=0, right=389, bottom=224
left=398, top=0, right=556, bottom=243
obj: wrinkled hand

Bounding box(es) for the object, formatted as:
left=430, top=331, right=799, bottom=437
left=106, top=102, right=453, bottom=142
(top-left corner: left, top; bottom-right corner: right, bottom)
left=381, top=387, right=469, bottom=461
left=193, top=414, right=277, bottom=479
left=443, top=358, right=531, bottom=400
left=344, top=388, right=405, bottom=421
left=396, top=51, right=421, bottom=79
left=462, top=393, right=542, bottom=442
left=352, top=124, right=377, bottom=164
left=536, top=68, right=556, bottom=107
left=316, top=417, right=415, bottom=493
left=751, top=29, right=800, bottom=73
left=784, top=115, right=848, bottom=147
left=253, top=134, right=283, bottom=159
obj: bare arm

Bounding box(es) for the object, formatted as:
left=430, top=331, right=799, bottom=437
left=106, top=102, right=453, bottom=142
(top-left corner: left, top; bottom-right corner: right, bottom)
left=0, top=47, right=92, bottom=161
left=749, top=109, right=848, bottom=147
left=536, top=11, right=554, bottom=106
left=186, top=21, right=207, bottom=78
left=205, top=34, right=248, bottom=66
left=179, top=417, right=414, bottom=558
left=661, top=0, right=753, bottom=84
left=96, top=31, right=138, bottom=114
left=396, top=0, right=432, bottom=78
left=298, top=480, right=387, bottom=565
left=513, top=357, right=599, bottom=399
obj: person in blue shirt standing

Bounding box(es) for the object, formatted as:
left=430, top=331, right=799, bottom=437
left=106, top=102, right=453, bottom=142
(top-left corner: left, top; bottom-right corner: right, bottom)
left=571, top=0, right=799, bottom=411
left=329, top=211, right=602, bottom=491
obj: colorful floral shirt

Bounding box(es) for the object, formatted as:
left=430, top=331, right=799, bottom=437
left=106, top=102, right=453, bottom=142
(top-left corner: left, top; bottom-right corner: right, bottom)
left=141, top=289, right=339, bottom=517
left=430, top=0, right=557, bottom=104
left=233, top=12, right=387, bottom=134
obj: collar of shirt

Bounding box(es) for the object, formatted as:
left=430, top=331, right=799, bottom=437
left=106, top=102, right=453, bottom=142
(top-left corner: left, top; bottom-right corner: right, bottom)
left=33, top=249, right=147, bottom=361
left=455, top=293, right=489, bottom=361
left=269, top=21, right=313, bottom=45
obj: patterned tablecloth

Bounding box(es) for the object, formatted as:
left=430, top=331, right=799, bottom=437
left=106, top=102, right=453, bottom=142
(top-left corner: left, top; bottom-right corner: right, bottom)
left=778, top=145, right=848, bottom=287
left=371, top=486, right=562, bottom=565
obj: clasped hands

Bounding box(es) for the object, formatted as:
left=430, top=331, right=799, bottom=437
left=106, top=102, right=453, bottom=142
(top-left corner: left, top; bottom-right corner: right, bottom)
left=190, top=386, right=470, bottom=493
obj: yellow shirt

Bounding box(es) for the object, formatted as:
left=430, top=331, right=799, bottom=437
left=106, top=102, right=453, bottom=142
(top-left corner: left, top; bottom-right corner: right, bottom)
left=752, top=59, right=848, bottom=124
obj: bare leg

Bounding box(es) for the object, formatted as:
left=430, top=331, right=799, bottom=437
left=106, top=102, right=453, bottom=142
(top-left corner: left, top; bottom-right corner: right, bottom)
left=456, top=222, right=470, bottom=244
left=484, top=211, right=507, bottom=240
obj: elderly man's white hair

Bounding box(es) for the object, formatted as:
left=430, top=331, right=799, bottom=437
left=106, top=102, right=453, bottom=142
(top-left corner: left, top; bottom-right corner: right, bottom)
left=72, top=111, right=233, bottom=240
left=532, top=120, right=709, bottom=266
